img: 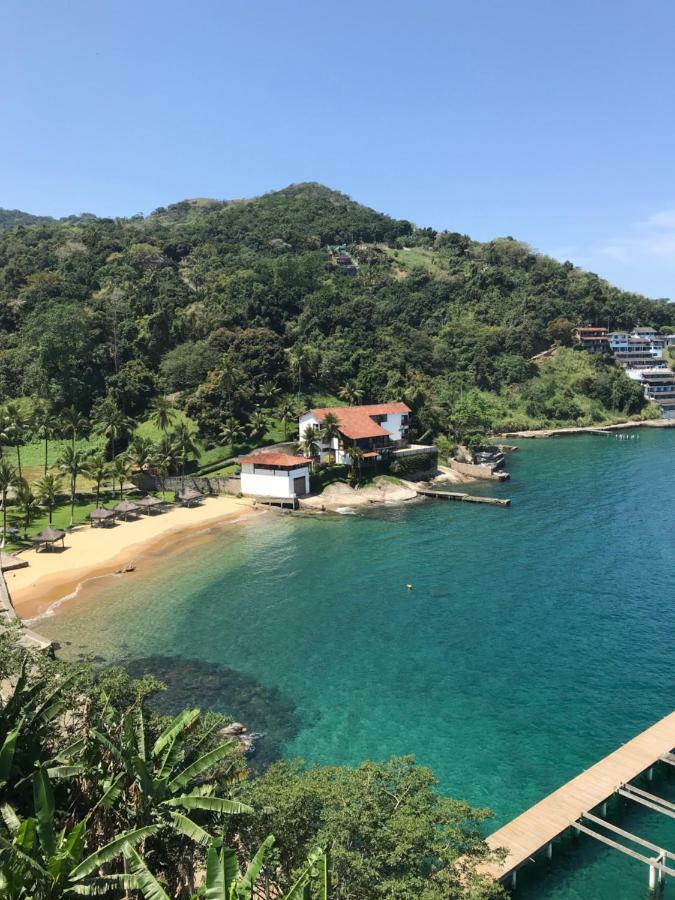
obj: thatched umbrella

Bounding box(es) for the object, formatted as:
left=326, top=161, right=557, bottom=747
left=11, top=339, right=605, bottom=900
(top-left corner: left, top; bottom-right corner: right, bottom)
left=134, top=496, right=167, bottom=515
left=113, top=499, right=139, bottom=521
left=177, top=488, right=203, bottom=507
left=89, top=507, right=116, bottom=528
left=31, top=526, right=66, bottom=552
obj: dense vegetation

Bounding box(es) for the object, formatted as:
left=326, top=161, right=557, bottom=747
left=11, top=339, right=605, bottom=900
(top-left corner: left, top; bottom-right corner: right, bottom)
left=0, top=635, right=503, bottom=898
left=1, top=183, right=673, bottom=445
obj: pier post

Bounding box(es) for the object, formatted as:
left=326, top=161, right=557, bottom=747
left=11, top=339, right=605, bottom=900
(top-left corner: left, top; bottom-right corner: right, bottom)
left=601, top=802, right=607, bottom=817
left=659, top=852, right=666, bottom=886
left=649, top=862, right=657, bottom=892
left=649, top=767, right=654, bottom=782
left=510, top=870, right=517, bottom=890
left=547, top=842, right=553, bottom=861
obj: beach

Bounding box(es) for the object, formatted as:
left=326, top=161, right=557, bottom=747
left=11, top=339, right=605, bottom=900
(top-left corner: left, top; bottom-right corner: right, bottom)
left=6, top=496, right=258, bottom=620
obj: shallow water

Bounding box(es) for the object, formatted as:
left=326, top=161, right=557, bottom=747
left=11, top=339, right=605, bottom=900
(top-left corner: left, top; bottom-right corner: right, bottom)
left=38, top=430, right=675, bottom=898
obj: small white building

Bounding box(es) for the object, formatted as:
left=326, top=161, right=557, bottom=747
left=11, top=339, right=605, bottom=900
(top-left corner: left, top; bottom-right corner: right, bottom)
left=298, top=402, right=411, bottom=465
left=236, top=452, right=311, bottom=499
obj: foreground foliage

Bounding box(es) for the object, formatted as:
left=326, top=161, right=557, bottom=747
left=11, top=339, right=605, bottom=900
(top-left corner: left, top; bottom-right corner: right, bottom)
left=0, top=634, right=503, bottom=898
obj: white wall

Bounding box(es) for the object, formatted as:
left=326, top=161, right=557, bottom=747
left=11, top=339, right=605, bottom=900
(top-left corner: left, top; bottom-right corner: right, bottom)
left=240, top=463, right=309, bottom=498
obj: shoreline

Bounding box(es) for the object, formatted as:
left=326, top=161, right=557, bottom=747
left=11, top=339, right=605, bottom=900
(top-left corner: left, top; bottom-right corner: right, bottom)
left=6, top=496, right=259, bottom=621
left=500, top=419, right=675, bottom=439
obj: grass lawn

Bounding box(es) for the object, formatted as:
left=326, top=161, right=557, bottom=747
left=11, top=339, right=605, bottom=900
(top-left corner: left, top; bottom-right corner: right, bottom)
left=2, top=489, right=176, bottom=553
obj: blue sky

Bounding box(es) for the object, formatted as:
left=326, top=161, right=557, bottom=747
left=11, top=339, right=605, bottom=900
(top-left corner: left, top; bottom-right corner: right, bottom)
left=2, top=0, right=675, bottom=299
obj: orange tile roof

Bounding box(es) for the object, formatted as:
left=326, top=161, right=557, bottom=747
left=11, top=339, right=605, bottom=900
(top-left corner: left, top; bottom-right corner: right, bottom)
left=310, top=403, right=410, bottom=440
left=236, top=452, right=311, bottom=468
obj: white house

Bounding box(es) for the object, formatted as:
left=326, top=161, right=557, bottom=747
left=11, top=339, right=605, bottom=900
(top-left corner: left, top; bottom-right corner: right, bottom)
left=236, top=452, right=311, bottom=499
left=298, top=402, right=411, bottom=465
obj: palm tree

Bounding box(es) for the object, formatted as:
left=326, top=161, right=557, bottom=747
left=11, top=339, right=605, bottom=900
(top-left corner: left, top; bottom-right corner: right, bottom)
left=154, top=434, right=178, bottom=496
left=0, top=459, right=18, bottom=547
left=349, top=445, right=365, bottom=484
left=219, top=416, right=246, bottom=455
left=248, top=410, right=269, bottom=443
left=172, top=422, right=200, bottom=489
left=15, top=480, right=40, bottom=538
left=56, top=446, right=86, bottom=528
left=59, top=405, right=89, bottom=451
left=85, top=452, right=110, bottom=508
left=258, top=379, right=281, bottom=410
left=35, top=473, right=63, bottom=524
left=320, top=412, right=341, bottom=458
left=110, top=456, right=132, bottom=501
left=32, top=401, right=59, bottom=475
left=299, top=424, right=321, bottom=469
left=276, top=398, right=297, bottom=440
left=126, top=435, right=157, bottom=474
left=149, top=396, right=177, bottom=434
left=3, top=401, right=28, bottom=480
left=338, top=381, right=364, bottom=405
left=91, top=403, right=135, bottom=459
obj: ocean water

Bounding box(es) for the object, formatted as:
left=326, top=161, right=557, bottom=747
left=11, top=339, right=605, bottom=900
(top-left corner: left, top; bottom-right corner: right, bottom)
left=37, top=430, right=675, bottom=899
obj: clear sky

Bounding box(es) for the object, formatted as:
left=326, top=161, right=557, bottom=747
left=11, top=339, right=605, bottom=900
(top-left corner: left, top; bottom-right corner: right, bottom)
left=2, top=0, right=675, bottom=299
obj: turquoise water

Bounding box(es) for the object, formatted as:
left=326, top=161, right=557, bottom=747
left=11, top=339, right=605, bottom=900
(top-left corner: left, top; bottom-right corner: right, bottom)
left=38, top=431, right=675, bottom=898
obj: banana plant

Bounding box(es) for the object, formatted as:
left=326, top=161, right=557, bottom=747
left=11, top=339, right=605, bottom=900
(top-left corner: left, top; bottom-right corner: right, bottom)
left=192, top=836, right=331, bottom=900
left=0, top=767, right=158, bottom=898
left=0, top=659, right=79, bottom=800
left=85, top=704, right=253, bottom=844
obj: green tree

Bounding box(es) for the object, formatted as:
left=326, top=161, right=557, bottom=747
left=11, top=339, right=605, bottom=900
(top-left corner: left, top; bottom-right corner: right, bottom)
left=219, top=417, right=246, bottom=455
left=233, top=758, right=502, bottom=900
left=319, top=412, right=340, bottom=454
left=298, top=425, right=321, bottom=467
left=0, top=460, right=18, bottom=547
left=110, top=457, right=132, bottom=501
left=91, top=398, right=135, bottom=459
left=84, top=452, right=110, bottom=508
left=247, top=410, right=268, bottom=443
left=59, top=405, right=89, bottom=452
left=276, top=399, right=298, bottom=440
left=14, top=481, right=40, bottom=538
left=172, top=422, right=200, bottom=489
left=34, top=474, right=63, bottom=525
left=2, top=402, right=28, bottom=480
left=56, top=447, right=86, bottom=528
left=149, top=396, right=177, bottom=434
left=32, top=401, right=60, bottom=475
left=338, top=382, right=363, bottom=405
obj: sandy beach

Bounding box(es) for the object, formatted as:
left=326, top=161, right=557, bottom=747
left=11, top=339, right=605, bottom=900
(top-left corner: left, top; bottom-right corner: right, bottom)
left=6, top=496, right=258, bottom=620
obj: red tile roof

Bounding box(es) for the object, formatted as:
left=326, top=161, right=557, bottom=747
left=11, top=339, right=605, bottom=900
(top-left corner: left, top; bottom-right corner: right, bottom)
left=236, top=452, right=311, bottom=468
left=309, top=403, right=410, bottom=440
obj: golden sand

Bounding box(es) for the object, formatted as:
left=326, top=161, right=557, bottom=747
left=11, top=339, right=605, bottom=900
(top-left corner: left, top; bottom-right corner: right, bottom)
left=6, top=496, right=257, bottom=620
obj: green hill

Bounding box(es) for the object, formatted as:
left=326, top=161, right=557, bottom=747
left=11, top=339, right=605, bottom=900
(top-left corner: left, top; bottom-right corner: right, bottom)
left=0, top=183, right=673, bottom=435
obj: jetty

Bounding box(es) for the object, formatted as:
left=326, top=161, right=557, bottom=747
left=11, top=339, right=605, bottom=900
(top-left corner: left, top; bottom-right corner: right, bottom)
left=483, top=711, right=675, bottom=890
left=0, top=556, right=54, bottom=654
left=415, top=487, right=510, bottom=507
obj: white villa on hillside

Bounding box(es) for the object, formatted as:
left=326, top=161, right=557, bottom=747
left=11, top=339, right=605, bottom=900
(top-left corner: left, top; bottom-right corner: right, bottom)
left=236, top=452, right=311, bottom=499
left=299, top=402, right=411, bottom=464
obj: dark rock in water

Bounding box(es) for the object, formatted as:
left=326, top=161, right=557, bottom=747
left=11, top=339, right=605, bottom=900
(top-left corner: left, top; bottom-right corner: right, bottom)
left=120, top=655, right=299, bottom=770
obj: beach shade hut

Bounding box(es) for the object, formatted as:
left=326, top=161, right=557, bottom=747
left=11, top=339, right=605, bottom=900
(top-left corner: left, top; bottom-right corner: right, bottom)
left=134, top=496, right=167, bottom=515
left=31, top=526, right=66, bottom=552
left=0, top=551, right=28, bottom=572
left=177, top=487, right=203, bottom=507
left=89, top=507, right=116, bottom=528
left=113, top=499, right=140, bottom=521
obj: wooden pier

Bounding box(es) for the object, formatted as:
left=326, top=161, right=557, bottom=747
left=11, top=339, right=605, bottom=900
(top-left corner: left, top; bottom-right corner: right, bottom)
left=415, top=487, right=510, bottom=507
left=483, top=711, right=675, bottom=889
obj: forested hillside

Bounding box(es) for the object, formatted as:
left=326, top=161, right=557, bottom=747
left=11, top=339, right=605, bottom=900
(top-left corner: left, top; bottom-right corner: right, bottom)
left=1, top=182, right=673, bottom=437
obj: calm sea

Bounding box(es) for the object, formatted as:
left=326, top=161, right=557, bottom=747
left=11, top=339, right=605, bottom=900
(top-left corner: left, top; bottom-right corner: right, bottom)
left=38, top=430, right=675, bottom=899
